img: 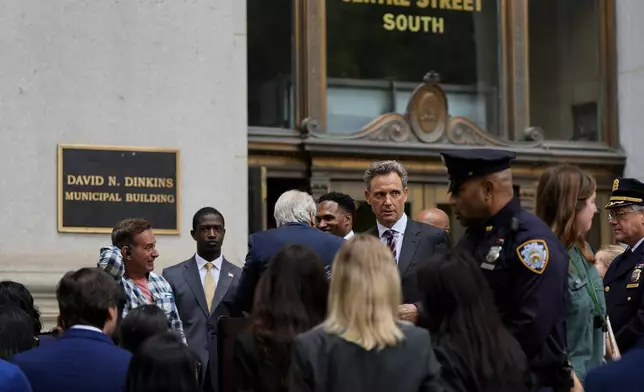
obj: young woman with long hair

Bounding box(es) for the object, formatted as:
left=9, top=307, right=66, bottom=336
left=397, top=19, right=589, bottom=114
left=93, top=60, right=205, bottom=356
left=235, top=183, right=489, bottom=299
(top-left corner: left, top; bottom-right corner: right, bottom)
left=289, top=235, right=442, bottom=392
left=418, top=249, right=528, bottom=392
left=536, top=164, right=606, bottom=386
left=234, top=244, right=329, bottom=392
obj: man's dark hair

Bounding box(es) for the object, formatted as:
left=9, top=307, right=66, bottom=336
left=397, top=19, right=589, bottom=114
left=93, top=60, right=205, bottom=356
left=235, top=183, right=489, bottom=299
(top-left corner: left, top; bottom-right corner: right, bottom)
left=192, top=207, right=225, bottom=231
left=112, top=218, right=152, bottom=248
left=56, top=268, right=126, bottom=330
left=318, top=192, right=357, bottom=218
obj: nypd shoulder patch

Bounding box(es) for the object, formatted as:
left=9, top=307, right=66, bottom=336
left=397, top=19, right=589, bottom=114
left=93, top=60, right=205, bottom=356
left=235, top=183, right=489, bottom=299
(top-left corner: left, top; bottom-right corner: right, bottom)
left=516, top=239, right=549, bottom=274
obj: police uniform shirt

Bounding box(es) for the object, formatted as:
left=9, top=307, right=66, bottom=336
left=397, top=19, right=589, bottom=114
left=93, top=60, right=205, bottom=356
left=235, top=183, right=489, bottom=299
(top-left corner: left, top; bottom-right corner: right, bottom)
left=441, top=149, right=569, bottom=377
left=456, top=197, right=569, bottom=371
left=603, top=177, right=644, bottom=353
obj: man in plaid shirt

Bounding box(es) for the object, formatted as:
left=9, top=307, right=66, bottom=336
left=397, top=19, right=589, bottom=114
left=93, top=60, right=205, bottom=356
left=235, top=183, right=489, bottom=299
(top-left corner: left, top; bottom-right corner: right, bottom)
left=97, top=218, right=186, bottom=343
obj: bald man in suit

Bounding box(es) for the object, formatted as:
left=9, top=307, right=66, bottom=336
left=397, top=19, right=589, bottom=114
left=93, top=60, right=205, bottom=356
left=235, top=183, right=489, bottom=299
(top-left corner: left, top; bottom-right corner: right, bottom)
left=415, top=208, right=450, bottom=233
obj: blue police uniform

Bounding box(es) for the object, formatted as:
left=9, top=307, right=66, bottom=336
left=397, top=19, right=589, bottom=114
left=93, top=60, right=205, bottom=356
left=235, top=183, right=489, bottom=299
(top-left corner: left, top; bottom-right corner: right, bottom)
left=441, top=149, right=570, bottom=391
left=603, top=177, right=644, bottom=353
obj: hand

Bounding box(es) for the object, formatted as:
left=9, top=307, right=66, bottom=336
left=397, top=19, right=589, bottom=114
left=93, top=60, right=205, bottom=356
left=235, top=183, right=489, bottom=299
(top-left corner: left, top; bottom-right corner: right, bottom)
left=398, top=304, right=419, bottom=324
left=570, top=371, right=584, bottom=392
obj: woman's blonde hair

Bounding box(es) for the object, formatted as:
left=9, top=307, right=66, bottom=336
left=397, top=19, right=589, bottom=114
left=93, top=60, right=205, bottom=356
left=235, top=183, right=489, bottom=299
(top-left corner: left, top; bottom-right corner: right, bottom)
left=323, top=234, right=404, bottom=351
left=595, top=245, right=625, bottom=266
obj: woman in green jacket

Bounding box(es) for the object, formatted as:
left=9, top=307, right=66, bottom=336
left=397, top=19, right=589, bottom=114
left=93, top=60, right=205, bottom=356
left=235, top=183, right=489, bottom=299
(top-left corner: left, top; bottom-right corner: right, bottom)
left=536, top=165, right=606, bottom=385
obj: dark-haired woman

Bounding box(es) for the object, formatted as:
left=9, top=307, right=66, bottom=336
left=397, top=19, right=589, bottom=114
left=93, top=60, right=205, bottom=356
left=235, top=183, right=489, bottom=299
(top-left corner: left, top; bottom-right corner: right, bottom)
left=0, top=305, right=36, bottom=360
left=0, top=281, right=43, bottom=334
left=125, top=331, right=201, bottom=392
left=536, top=165, right=606, bottom=387
left=233, top=244, right=328, bottom=392
left=118, top=304, right=169, bottom=353
left=418, top=249, right=529, bottom=392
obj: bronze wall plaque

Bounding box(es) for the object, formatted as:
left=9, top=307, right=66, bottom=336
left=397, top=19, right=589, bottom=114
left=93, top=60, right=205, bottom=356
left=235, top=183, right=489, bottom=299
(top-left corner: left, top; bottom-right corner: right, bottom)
left=57, top=144, right=180, bottom=234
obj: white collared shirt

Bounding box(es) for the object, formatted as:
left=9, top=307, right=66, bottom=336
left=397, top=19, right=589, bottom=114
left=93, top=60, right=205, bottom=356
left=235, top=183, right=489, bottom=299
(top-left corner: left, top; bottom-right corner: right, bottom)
left=195, top=253, right=223, bottom=287
left=630, top=238, right=644, bottom=252
left=377, top=213, right=407, bottom=264
left=70, top=325, right=104, bottom=334
left=344, top=231, right=355, bottom=240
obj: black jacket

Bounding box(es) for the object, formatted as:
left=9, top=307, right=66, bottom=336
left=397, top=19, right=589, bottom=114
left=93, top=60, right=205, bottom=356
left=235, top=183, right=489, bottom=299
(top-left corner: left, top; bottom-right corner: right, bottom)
left=289, top=323, right=443, bottom=392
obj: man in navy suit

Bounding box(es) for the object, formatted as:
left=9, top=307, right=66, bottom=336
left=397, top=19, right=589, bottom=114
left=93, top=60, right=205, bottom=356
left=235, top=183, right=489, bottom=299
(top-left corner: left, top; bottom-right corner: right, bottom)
left=585, top=338, right=644, bottom=391
left=163, top=207, right=242, bottom=392
left=233, top=189, right=344, bottom=315
left=12, top=268, right=131, bottom=392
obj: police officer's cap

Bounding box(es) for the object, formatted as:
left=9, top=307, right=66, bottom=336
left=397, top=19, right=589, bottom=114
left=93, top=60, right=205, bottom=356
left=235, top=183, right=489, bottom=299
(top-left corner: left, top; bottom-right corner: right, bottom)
left=606, top=177, right=644, bottom=209
left=440, top=149, right=516, bottom=193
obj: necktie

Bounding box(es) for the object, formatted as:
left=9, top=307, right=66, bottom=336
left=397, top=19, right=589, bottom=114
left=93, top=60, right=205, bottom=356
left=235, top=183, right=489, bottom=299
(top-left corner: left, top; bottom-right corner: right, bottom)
left=204, top=263, right=217, bottom=312
left=383, top=230, right=397, bottom=261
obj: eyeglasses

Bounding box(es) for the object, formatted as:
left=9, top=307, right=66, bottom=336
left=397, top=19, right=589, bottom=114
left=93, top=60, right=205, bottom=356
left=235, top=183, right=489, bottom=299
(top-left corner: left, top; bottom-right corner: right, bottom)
left=608, top=209, right=641, bottom=221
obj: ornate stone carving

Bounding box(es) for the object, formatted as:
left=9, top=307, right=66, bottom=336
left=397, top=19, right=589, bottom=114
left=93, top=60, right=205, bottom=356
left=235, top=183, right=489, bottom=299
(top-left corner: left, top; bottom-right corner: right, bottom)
left=447, top=117, right=543, bottom=147
left=302, top=114, right=415, bottom=143
left=302, top=74, right=544, bottom=148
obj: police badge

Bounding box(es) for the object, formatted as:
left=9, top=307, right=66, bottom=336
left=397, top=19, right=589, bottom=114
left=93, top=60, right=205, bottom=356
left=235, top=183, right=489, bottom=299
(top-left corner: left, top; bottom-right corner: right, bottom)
left=481, top=239, right=504, bottom=271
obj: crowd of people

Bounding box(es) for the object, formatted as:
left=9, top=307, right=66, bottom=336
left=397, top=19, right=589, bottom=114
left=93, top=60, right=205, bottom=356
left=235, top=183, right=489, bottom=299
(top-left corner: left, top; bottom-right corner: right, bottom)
left=0, top=147, right=643, bottom=392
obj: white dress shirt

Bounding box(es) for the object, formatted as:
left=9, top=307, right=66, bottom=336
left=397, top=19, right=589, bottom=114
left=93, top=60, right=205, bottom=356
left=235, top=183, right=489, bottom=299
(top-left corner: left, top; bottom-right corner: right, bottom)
left=629, top=237, right=644, bottom=252
left=377, top=213, right=408, bottom=264
left=344, top=230, right=355, bottom=240
left=70, top=325, right=104, bottom=334
left=195, top=253, right=223, bottom=287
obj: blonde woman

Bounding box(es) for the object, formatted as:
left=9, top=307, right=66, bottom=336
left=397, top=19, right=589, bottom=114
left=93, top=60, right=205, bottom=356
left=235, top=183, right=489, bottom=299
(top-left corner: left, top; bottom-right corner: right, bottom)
left=288, top=234, right=443, bottom=392
left=595, top=245, right=625, bottom=279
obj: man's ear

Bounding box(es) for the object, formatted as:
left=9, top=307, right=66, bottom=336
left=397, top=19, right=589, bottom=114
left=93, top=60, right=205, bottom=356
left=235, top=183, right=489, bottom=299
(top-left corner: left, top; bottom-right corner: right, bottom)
left=308, top=211, right=316, bottom=227
left=120, top=246, right=129, bottom=259
left=364, top=189, right=371, bottom=205
left=482, top=179, right=495, bottom=198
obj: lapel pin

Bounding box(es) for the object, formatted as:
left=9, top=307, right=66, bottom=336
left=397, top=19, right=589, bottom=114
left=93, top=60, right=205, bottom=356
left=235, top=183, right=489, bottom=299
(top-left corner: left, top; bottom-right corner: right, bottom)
left=228, top=272, right=234, bottom=278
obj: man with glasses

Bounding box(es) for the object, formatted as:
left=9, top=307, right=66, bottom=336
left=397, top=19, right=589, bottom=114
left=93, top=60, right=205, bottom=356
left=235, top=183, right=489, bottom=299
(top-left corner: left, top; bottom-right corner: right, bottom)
left=603, top=178, right=644, bottom=353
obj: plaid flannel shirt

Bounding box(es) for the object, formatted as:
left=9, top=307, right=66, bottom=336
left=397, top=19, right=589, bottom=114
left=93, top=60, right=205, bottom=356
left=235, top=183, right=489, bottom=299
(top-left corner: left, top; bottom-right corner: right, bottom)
left=98, top=245, right=186, bottom=343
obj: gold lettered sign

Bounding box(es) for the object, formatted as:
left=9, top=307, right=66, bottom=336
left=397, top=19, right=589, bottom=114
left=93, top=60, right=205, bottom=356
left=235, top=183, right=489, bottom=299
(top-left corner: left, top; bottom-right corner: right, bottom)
left=57, top=144, right=180, bottom=234
left=341, top=0, right=483, bottom=34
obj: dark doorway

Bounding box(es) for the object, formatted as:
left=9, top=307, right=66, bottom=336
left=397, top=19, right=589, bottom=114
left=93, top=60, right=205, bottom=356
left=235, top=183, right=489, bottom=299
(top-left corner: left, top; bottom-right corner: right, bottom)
left=265, top=178, right=310, bottom=230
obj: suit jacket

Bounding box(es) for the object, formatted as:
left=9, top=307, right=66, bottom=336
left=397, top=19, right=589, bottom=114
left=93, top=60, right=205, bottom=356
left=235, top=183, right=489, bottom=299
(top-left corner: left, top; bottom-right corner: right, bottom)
left=366, top=219, right=450, bottom=320
left=289, top=323, right=443, bottom=392
left=584, top=337, right=644, bottom=392
left=163, top=256, right=241, bottom=391
left=603, top=244, right=644, bottom=353
left=0, top=359, right=32, bottom=392
left=233, top=223, right=344, bottom=315
left=12, top=328, right=132, bottom=392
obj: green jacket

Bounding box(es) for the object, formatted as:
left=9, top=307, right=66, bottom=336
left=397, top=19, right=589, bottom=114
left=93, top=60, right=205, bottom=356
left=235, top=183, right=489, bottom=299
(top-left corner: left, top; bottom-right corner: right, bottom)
left=566, top=246, right=606, bottom=382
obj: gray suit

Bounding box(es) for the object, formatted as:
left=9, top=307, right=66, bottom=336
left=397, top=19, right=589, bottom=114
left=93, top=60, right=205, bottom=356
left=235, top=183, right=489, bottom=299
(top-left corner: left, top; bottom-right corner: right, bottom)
left=163, top=256, right=241, bottom=392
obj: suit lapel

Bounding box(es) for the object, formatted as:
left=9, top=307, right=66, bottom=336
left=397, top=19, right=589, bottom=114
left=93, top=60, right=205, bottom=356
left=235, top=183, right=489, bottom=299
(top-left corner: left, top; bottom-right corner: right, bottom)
left=182, top=256, right=209, bottom=317
left=398, top=220, right=420, bottom=276
left=211, top=258, right=236, bottom=314
left=605, top=248, right=641, bottom=286
left=366, top=226, right=379, bottom=238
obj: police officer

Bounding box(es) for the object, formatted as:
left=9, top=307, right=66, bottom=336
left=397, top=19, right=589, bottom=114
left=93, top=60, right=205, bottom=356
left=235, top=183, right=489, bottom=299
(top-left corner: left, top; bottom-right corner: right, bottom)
left=440, top=149, right=571, bottom=392
left=603, top=177, right=644, bottom=354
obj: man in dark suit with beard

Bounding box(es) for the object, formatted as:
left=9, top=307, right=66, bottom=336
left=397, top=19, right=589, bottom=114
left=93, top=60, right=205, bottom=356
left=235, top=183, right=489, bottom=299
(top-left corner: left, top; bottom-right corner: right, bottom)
left=363, top=160, right=450, bottom=326
left=163, top=207, right=241, bottom=392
